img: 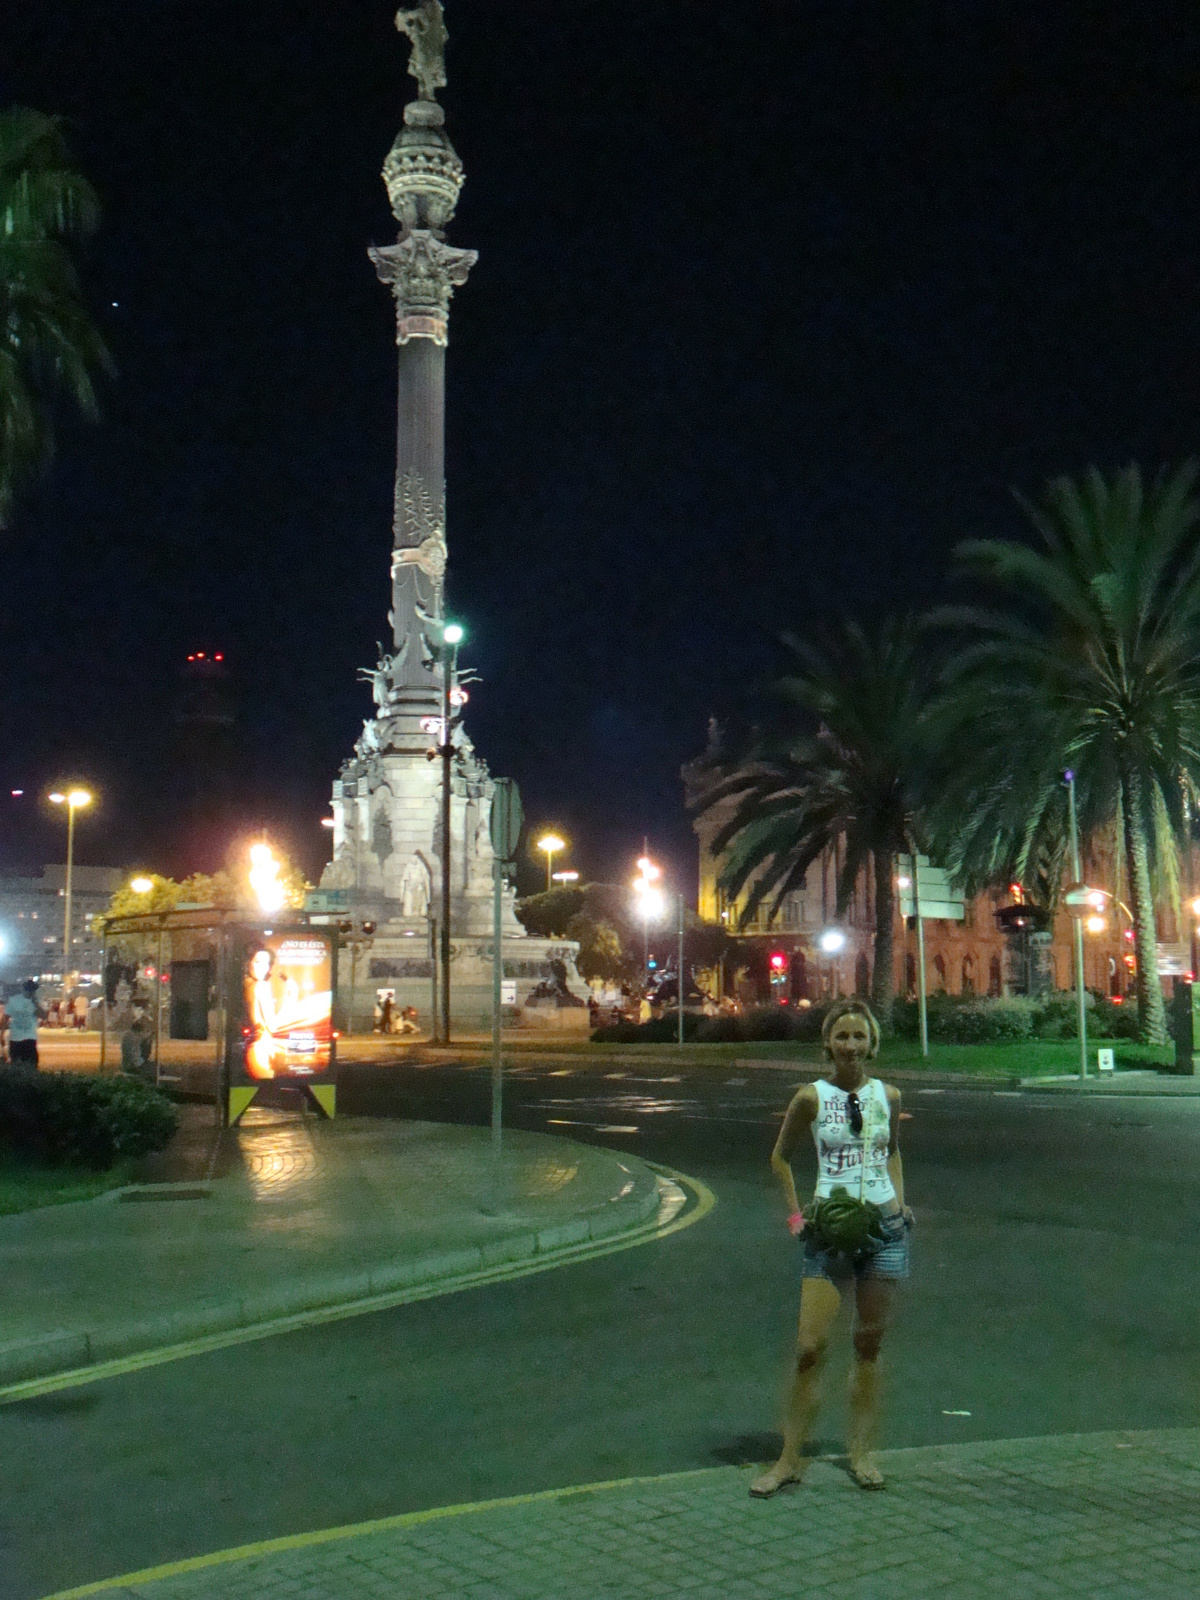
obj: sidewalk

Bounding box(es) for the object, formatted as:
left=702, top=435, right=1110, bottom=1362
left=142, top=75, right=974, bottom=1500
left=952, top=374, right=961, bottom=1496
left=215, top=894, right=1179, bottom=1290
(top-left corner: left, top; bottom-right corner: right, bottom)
left=1020, top=1069, right=1200, bottom=1094
left=42, top=1427, right=1200, bottom=1599
left=0, top=1108, right=666, bottom=1391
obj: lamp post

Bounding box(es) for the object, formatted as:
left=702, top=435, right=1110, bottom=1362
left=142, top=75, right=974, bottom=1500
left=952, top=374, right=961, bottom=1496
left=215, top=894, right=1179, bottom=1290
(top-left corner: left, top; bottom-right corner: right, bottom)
left=48, top=788, right=92, bottom=992
left=537, top=833, right=565, bottom=893
left=439, top=622, right=463, bottom=1043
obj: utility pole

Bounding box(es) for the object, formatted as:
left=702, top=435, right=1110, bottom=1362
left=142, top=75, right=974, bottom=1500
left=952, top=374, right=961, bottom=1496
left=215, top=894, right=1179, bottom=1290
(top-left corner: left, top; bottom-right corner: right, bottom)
left=677, top=890, right=685, bottom=1045
left=439, top=623, right=463, bottom=1043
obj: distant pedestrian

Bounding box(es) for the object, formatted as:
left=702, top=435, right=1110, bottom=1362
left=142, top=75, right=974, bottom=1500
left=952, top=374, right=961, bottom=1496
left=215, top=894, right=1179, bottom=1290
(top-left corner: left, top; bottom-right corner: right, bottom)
left=750, top=998, right=914, bottom=1497
left=377, top=994, right=395, bottom=1034
left=7, top=980, right=42, bottom=1068
left=73, top=992, right=89, bottom=1030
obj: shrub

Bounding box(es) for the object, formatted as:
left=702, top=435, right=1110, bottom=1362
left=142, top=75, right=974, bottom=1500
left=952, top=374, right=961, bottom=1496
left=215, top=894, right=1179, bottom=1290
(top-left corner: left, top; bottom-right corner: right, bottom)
left=1092, top=996, right=1141, bottom=1040
left=891, top=995, right=1034, bottom=1043
left=1032, top=990, right=1095, bottom=1039
left=935, top=998, right=1035, bottom=1043
left=0, top=1069, right=178, bottom=1169
left=592, top=1002, right=831, bottom=1046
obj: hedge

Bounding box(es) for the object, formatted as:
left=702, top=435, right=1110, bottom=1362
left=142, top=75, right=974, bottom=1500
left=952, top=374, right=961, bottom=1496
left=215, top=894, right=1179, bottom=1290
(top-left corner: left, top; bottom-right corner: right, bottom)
left=592, top=1002, right=832, bottom=1046
left=0, top=1069, right=178, bottom=1169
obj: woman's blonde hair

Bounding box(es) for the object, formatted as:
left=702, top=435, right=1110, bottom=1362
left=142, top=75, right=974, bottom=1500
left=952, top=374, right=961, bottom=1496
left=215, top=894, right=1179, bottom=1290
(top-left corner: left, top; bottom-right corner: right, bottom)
left=821, top=997, right=881, bottom=1058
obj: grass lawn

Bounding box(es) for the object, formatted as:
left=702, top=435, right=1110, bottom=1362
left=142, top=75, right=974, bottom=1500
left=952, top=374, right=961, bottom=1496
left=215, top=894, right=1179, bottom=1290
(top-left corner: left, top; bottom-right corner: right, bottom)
left=0, top=1153, right=131, bottom=1216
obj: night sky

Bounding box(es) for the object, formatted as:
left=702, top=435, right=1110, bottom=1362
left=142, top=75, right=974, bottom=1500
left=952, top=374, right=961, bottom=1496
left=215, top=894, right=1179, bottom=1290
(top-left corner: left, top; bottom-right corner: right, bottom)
left=5, top=1, right=1200, bottom=893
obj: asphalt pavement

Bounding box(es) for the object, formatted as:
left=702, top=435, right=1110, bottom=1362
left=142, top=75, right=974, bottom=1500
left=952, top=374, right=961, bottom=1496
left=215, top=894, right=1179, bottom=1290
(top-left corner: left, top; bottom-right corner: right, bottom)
left=4, top=1053, right=1200, bottom=1598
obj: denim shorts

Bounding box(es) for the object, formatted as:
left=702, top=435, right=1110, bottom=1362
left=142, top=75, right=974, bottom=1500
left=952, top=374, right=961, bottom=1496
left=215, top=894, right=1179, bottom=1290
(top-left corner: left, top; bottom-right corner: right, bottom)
left=799, top=1210, right=910, bottom=1283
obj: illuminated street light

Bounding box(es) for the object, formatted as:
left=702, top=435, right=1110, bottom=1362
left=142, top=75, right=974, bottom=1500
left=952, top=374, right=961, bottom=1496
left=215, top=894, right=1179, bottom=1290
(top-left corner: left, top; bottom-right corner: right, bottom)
left=818, top=928, right=847, bottom=954
left=538, top=833, right=566, bottom=892
left=248, top=841, right=286, bottom=915
left=49, top=787, right=92, bottom=991
left=1085, top=914, right=1107, bottom=935
left=552, top=869, right=580, bottom=884
left=130, top=876, right=155, bottom=894
left=636, top=855, right=662, bottom=883
left=632, top=850, right=667, bottom=975
left=320, top=817, right=335, bottom=829
left=442, top=622, right=464, bottom=645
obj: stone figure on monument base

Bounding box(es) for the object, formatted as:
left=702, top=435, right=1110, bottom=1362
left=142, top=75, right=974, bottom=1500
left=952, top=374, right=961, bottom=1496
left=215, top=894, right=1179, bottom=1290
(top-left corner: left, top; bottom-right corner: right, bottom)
left=399, top=856, right=431, bottom=919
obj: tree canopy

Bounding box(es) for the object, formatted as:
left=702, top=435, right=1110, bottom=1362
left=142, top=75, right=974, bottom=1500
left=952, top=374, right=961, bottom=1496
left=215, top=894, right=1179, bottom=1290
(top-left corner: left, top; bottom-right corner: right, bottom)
left=0, top=106, right=113, bottom=525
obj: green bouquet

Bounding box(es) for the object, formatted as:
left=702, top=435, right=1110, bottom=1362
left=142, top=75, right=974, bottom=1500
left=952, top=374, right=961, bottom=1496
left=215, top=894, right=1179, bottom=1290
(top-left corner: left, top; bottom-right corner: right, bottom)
left=804, top=1186, right=889, bottom=1257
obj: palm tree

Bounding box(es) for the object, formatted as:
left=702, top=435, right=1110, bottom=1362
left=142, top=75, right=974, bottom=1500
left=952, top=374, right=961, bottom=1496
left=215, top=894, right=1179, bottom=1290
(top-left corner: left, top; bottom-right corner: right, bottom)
left=936, top=463, right=1200, bottom=1045
left=0, top=106, right=112, bottom=526
left=691, top=615, right=940, bottom=1026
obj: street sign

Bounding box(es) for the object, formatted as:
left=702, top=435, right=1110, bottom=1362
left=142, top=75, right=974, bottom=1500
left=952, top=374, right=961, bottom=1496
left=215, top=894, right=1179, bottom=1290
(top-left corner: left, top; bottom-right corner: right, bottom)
left=896, top=854, right=965, bottom=921
left=1097, top=1047, right=1115, bottom=1073
left=501, top=980, right=516, bottom=1006
left=489, top=777, right=524, bottom=864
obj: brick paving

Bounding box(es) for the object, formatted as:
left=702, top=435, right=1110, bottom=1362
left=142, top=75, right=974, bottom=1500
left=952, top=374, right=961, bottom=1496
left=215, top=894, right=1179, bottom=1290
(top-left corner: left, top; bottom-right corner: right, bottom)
left=64, top=1429, right=1200, bottom=1600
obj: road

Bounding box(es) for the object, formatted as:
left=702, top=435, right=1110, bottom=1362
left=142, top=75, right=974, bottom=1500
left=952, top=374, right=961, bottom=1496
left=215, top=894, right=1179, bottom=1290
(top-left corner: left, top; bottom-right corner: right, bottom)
left=3, top=1055, right=1199, bottom=1598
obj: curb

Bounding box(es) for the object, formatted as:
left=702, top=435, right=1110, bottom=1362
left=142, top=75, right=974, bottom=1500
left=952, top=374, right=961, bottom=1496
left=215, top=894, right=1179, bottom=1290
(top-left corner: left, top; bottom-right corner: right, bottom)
left=0, top=1161, right=662, bottom=1391
left=1020, top=1073, right=1200, bottom=1094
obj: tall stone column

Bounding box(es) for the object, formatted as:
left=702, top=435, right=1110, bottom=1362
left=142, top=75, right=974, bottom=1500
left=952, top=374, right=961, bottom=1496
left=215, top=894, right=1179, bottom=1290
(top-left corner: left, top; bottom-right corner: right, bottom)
left=369, top=88, right=476, bottom=703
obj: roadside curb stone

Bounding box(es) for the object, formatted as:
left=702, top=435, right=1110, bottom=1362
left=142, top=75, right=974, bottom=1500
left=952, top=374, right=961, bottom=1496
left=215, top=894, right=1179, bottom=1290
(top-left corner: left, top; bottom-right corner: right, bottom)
left=42, top=1428, right=1200, bottom=1599
left=0, top=1119, right=672, bottom=1392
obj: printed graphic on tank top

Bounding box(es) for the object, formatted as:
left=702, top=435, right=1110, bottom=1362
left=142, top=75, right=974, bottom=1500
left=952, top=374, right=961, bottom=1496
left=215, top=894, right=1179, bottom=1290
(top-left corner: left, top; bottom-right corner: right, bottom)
left=811, top=1078, right=896, bottom=1206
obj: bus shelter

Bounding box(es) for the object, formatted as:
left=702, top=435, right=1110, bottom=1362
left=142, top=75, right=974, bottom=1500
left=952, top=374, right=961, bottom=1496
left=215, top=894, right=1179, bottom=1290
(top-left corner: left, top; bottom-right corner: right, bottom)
left=98, top=908, right=339, bottom=1125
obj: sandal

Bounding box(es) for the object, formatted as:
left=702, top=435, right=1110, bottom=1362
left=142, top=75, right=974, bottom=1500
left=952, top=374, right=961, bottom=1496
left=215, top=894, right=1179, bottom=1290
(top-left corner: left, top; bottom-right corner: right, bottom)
left=848, top=1459, right=886, bottom=1490
left=749, top=1463, right=805, bottom=1498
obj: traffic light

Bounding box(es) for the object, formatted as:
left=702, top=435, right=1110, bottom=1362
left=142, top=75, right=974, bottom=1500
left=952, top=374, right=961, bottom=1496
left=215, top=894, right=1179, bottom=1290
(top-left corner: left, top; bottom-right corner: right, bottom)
left=768, top=950, right=788, bottom=1004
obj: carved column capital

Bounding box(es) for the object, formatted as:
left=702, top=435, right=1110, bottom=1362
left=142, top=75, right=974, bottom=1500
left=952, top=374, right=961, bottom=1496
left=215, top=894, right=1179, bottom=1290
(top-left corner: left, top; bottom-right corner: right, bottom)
left=370, top=231, right=478, bottom=345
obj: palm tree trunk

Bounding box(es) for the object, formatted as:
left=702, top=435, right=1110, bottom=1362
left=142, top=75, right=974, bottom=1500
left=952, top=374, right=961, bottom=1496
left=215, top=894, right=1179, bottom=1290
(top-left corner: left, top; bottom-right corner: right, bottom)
left=870, top=849, right=895, bottom=1027
left=1121, top=766, right=1168, bottom=1046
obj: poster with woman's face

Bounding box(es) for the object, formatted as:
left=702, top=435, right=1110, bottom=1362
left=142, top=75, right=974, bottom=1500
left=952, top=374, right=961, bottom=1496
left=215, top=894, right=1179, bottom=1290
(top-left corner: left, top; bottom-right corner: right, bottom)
left=238, top=932, right=333, bottom=1081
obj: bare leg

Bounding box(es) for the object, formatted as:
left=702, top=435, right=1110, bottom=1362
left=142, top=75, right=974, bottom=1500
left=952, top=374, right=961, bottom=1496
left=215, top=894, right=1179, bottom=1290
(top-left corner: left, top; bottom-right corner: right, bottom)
left=846, top=1278, right=896, bottom=1489
left=750, top=1276, right=841, bottom=1496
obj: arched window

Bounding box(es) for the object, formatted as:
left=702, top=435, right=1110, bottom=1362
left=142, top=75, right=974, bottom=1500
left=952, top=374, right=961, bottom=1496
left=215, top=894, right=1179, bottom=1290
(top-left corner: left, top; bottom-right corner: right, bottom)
left=933, top=953, right=947, bottom=992
left=961, top=954, right=975, bottom=996
left=905, top=952, right=916, bottom=997
left=988, top=954, right=1003, bottom=997
left=855, top=953, right=870, bottom=996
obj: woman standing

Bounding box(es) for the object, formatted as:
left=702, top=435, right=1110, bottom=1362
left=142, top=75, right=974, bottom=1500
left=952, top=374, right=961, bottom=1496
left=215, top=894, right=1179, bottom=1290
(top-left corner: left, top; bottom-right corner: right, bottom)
left=751, top=997, right=913, bottom=1496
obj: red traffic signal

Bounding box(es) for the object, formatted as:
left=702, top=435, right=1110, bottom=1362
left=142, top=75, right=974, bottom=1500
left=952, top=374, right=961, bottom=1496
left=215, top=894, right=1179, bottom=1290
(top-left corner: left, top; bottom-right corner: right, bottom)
left=769, top=952, right=788, bottom=972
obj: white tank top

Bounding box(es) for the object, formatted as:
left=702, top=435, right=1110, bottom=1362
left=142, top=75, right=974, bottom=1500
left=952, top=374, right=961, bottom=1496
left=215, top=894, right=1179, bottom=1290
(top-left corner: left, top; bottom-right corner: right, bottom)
left=811, top=1078, right=896, bottom=1206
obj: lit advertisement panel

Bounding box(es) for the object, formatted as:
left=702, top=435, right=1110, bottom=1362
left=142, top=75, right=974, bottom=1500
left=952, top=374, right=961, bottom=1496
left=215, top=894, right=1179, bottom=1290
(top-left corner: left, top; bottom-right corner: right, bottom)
left=237, top=931, right=333, bottom=1081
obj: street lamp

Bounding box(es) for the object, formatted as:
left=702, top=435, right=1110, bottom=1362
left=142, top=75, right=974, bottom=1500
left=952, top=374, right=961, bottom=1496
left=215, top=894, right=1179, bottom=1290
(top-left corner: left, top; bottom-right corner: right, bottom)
left=48, top=788, right=92, bottom=991
left=632, top=853, right=665, bottom=976
left=537, top=833, right=566, bottom=892
left=248, top=841, right=286, bottom=915
left=551, top=869, right=580, bottom=885
left=130, top=876, right=155, bottom=895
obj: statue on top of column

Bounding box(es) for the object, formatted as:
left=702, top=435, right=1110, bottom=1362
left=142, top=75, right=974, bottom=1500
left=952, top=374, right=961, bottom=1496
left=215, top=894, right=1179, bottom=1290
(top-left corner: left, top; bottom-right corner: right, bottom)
left=395, top=2, right=449, bottom=102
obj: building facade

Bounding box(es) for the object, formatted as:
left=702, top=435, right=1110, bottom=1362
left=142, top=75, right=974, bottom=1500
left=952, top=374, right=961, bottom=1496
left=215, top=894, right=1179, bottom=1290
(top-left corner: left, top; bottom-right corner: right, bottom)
left=0, top=865, right=125, bottom=992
